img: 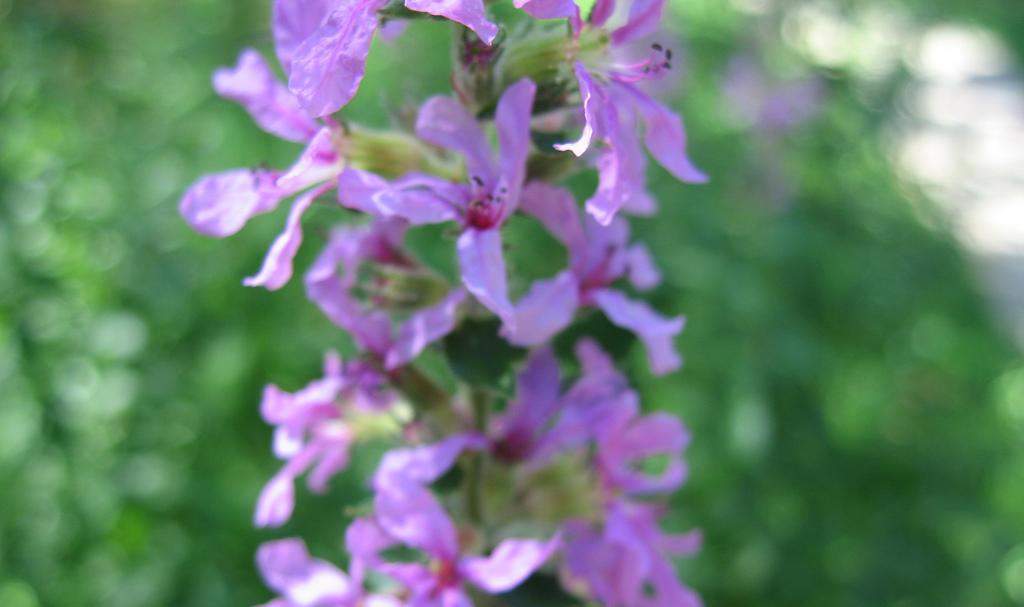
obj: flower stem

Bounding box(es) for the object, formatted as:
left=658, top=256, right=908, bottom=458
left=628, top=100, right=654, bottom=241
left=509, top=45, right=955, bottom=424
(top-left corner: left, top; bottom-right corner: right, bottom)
left=466, top=386, right=490, bottom=525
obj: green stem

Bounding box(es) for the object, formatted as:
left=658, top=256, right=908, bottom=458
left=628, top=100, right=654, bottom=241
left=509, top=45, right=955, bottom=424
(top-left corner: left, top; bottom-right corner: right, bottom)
left=466, top=386, right=490, bottom=525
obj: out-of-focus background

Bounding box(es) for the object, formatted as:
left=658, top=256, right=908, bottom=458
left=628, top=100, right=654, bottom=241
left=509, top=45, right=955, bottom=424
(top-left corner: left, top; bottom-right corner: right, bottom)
left=2, top=0, right=1024, bottom=605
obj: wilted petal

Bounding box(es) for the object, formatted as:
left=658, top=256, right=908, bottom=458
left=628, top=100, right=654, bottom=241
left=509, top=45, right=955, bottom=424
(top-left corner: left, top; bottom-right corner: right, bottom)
left=592, top=289, right=684, bottom=375
left=373, top=433, right=486, bottom=492
left=180, top=169, right=283, bottom=237
left=244, top=183, right=332, bottom=290
left=415, top=97, right=496, bottom=184
left=375, top=484, right=460, bottom=561
left=288, top=0, right=385, bottom=117
left=555, top=63, right=604, bottom=157
left=457, top=228, right=515, bottom=327
left=257, top=538, right=353, bottom=606
left=386, top=289, right=467, bottom=370
left=404, top=0, right=498, bottom=44
left=213, top=49, right=320, bottom=143
left=502, top=272, right=578, bottom=346
left=277, top=127, right=344, bottom=193
left=519, top=182, right=587, bottom=273
left=610, top=0, right=664, bottom=45
left=618, top=83, right=707, bottom=184
left=273, top=0, right=334, bottom=74
left=461, top=534, right=561, bottom=593
left=494, top=78, right=537, bottom=211
left=626, top=242, right=661, bottom=291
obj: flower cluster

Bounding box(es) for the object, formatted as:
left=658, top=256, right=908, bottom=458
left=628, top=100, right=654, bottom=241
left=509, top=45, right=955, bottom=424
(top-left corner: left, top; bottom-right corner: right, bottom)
left=180, top=0, right=705, bottom=605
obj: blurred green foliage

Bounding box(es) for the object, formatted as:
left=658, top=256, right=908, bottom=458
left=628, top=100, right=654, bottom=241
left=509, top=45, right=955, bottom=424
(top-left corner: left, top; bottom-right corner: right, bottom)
left=2, top=1, right=1024, bottom=606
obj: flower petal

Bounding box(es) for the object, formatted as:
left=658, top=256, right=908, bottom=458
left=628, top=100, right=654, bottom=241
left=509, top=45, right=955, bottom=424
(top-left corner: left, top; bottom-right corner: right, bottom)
left=592, top=288, right=684, bottom=375
left=403, top=0, right=498, bottom=44
left=415, top=96, right=496, bottom=184
left=288, top=0, right=385, bottom=117
left=277, top=127, right=344, bottom=193
left=555, top=63, right=604, bottom=157
left=514, top=0, right=580, bottom=21
left=256, top=538, right=354, bottom=606
left=244, top=183, right=333, bottom=291
left=610, top=0, right=664, bottom=45
left=374, top=483, right=460, bottom=560
left=213, top=49, right=320, bottom=143
left=501, top=271, right=579, bottom=346
left=617, top=83, right=707, bottom=184
left=584, top=106, right=648, bottom=226
left=179, top=169, right=283, bottom=237
left=460, top=534, right=561, bottom=593
left=626, top=242, right=661, bottom=291
left=519, top=182, right=587, bottom=274
left=494, top=78, right=537, bottom=213
left=338, top=168, right=459, bottom=224
left=457, top=228, right=515, bottom=327
left=254, top=472, right=297, bottom=528
left=272, top=0, right=334, bottom=74
left=385, top=289, right=467, bottom=369
left=373, top=433, right=486, bottom=492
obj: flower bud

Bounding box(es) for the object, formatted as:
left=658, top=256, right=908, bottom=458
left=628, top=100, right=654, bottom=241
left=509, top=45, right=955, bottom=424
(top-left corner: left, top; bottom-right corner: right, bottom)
left=353, top=262, right=453, bottom=314
left=346, top=126, right=462, bottom=180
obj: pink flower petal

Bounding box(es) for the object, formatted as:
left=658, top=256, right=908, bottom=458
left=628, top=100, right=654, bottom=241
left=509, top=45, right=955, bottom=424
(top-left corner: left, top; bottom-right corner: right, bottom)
left=592, top=288, right=684, bottom=375
left=457, top=228, right=515, bottom=327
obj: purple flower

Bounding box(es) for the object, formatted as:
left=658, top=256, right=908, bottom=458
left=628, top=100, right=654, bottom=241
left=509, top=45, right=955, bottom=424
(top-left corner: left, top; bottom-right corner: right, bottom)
left=254, top=351, right=396, bottom=528
left=504, top=182, right=685, bottom=375
left=365, top=436, right=561, bottom=606
left=336, top=79, right=537, bottom=327
left=304, top=219, right=468, bottom=370
left=553, top=0, right=707, bottom=224
left=180, top=49, right=344, bottom=290
left=256, top=537, right=403, bottom=607
left=272, top=0, right=499, bottom=117
left=562, top=500, right=701, bottom=607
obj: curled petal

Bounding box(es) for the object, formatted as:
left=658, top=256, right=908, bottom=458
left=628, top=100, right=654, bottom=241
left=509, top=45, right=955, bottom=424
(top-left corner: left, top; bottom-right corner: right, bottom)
left=461, top=534, right=562, bottom=594
left=244, top=183, right=333, bottom=291
left=272, top=0, right=334, bottom=74
left=179, top=169, right=283, bottom=237
left=626, top=242, right=661, bottom=291
left=501, top=271, right=579, bottom=347
left=403, top=0, right=498, bottom=44
left=256, top=538, right=353, bottom=606
left=386, top=289, right=467, bottom=370
left=457, top=228, right=515, bottom=327
left=213, top=49, right=320, bottom=143
left=415, top=97, right=496, bottom=184
left=288, top=0, right=385, bottom=117
left=592, top=288, right=684, bottom=375
left=494, top=78, right=537, bottom=212
left=555, top=63, right=604, bottom=157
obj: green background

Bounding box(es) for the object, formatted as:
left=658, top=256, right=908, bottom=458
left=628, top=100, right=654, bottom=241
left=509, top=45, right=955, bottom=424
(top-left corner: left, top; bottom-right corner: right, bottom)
left=2, top=0, right=1024, bottom=605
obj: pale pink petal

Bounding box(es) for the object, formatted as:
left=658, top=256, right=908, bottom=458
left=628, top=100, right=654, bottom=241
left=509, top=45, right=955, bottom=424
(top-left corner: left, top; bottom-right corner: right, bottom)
left=626, top=242, right=661, bottom=291
left=385, top=289, right=467, bottom=370
left=460, top=534, right=561, bottom=593
left=584, top=107, right=648, bottom=226
left=277, top=127, right=344, bottom=193
left=256, top=538, right=354, bottom=606
left=288, top=0, right=385, bottom=117
left=338, top=168, right=458, bottom=224
left=514, top=0, right=580, bottom=21
left=592, top=288, right=684, bottom=375
left=415, top=96, right=496, bottom=184
left=244, top=183, right=333, bottom=290
left=272, top=0, right=334, bottom=74
left=403, top=0, right=498, bottom=44
left=457, top=228, right=515, bottom=327
left=494, top=78, right=537, bottom=212
left=254, top=472, right=297, bottom=528
left=373, top=433, right=486, bottom=492
left=374, top=484, right=460, bottom=561
left=501, top=271, right=579, bottom=346
left=617, top=83, right=707, bottom=184
left=555, top=63, right=604, bottom=157
left=213, top=49, right=320, bottom=143
left=610, top=0, right=664, bottom=45
left=179, top=169, right=283, bottom=237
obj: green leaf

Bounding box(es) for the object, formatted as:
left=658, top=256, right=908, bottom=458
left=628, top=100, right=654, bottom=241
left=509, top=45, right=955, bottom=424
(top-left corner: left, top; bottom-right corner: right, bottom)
left=443, top=318, right=526, bottom=387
